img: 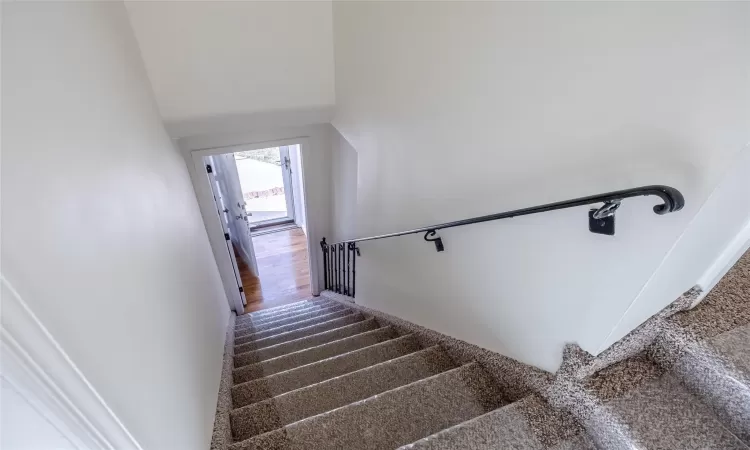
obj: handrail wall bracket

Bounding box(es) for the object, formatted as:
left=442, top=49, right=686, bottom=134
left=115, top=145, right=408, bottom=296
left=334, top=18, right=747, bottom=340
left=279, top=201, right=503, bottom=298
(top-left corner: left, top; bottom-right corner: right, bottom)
left=589, top=200, right=622, bottom=236
left=423, top=230, right=445, bottom=252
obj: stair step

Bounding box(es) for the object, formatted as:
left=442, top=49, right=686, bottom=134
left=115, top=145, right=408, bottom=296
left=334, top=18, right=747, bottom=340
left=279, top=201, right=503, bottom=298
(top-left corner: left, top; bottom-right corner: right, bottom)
left=234, top=318, right=380, bottom=364
left=229, top=363, right=506, bottom=450
left=236, top=309, right=353, bottom=340
left=603, top=372, right=746, bottom=449
left=236, top=301, right=337, bottom=328
left=710, top=324, right=750, bottom=373
left=233, top=334, right=421, bottom=408
left=653, top=321, right=750, bottom=444
left=233, top=326, right=398, bottom=384
left=241, top=298, right=330, bottom=319
left=230, top=346, right=456, bottom=440
left=398, top=395, right=587, bottom=450
left=705, top=323, right=750, bottom=443
left=235, top=304, right=347, bottom=333
left=234, top=313, right=365, bottom=349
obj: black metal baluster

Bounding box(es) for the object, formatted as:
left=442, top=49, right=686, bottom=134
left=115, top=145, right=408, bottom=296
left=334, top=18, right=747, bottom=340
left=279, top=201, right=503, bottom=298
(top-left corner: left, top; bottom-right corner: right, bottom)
left=328, top=246, right=333, bottom=291
left=346, top=243, right=350, bottom=296
left=331, top=245, right=339, bottom=292
left=352, top=245, right=357, bottom=298
left=337, top=244, right=344, bottom=294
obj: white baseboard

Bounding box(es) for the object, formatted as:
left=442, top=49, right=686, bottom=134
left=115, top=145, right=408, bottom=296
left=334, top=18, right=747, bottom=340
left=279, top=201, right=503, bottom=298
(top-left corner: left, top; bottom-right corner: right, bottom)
left=697, top=218, right=750, bottom=302
left=0, top=277, right=142, bottom=450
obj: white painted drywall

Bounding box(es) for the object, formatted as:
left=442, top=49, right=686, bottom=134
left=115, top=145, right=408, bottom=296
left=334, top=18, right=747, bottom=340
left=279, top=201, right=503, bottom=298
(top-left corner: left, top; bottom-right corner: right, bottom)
left=331, top=129, right=359, bottom=242
left=599, top=147, right=750, bottom=351
left=2, top=2, right=229, bottom=449
left=332, top=1, right=750, bottom=371
left=0, top=378, right=76, bottom=450
left=125, top=0, right=335, bottom=124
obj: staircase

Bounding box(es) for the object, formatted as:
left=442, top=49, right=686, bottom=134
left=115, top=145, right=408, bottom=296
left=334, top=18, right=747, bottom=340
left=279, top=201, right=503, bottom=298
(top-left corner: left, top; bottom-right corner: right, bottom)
left=217, top=250, right=750, bottom=450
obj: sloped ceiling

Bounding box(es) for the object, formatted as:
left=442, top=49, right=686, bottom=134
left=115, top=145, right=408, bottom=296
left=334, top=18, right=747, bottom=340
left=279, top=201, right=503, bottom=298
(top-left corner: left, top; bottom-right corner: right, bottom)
left=125, top=1, right=335, bottom=128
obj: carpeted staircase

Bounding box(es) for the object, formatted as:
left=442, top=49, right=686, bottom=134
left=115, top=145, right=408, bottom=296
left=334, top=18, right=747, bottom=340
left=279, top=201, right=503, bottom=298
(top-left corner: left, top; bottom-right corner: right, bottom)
left=216, top=250, right=750, bottom=449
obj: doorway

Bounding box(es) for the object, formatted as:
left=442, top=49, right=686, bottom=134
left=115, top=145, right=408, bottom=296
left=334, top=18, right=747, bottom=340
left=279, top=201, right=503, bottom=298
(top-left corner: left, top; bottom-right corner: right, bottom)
left=235, top=146, right=296, bottom=229
left=199, top=143, right=313, bottom=314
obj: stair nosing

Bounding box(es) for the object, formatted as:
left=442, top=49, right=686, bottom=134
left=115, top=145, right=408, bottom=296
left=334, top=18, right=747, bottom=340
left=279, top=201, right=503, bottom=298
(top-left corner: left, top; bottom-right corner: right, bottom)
left=233, top=317, right=380, bottom=359
left=235, top=312, right=364, bottom=348
left=231, top=362, right=487, bottom=448
left=235, top=309, right=353, bottom=340
left=236, top=301, right=337, bottom=325
left=234, top=318, right=380, bottom=358
left=230, top=344, right=446, bottom=415
left=231, top=329, right=414, bottom=395
left=233, top=325, right=395, bottom=374
left=235, top=304, right=346, bottom=332
left=241, top=299, right=330, bottom=318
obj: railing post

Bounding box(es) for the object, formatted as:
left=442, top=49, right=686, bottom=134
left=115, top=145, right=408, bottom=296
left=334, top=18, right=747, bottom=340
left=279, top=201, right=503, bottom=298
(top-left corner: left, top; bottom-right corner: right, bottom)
left=320, top=238, right=328, bottom=291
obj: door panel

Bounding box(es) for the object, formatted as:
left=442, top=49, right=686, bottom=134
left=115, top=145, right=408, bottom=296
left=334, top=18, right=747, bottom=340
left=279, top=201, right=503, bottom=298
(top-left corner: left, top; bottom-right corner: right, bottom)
left=220, top=154, right=259, bottom=276
left=206, top=157, right=247, bottom=306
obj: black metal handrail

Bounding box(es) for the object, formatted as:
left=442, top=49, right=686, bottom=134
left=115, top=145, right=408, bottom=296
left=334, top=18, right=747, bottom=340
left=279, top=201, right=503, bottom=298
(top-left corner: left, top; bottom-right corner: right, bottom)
left=321, top=185, right=684, bottom=297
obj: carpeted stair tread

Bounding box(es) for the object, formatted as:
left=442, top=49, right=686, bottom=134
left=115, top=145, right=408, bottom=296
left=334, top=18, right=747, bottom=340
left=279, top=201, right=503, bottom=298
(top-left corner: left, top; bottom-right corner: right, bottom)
left=232, top=333, right=420, bottom=408
left=235, top=304, right=348, bottom=333
left=398, top=395, right=583, bottom=450
left=244, top=298, right=327, bottom=316
left=229, top=362, right=506, bottom=450
left=233, top=326, right=398, bottom=384
left=234, top=318, right=380, bottom=364
left=236, top=301, right=338, bottom=328
left=241, top=298, right=330, bottom=320
left=234, top=313, right=365, bottom=349
left=230, top=346, right=457, bottom=440
left=709, top=323, right=750, bottom=375
left=603, top=372, right=747, bottom=449
left=235, top=309, right=354, bottom=340
left=653, top=322, right=750, bottom=443
left=243, top=299, right=313, bottom=316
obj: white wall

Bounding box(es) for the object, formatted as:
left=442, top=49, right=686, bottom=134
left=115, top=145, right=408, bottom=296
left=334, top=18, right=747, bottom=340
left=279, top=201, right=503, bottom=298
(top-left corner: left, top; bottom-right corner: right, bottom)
left=332, top=1, right=750, bottom=371
left=331, top=129, right=359, bottom=242
left=178, top=124, right=334, bottom=296
left=2, top=2, right=229, bottom=449
left=125, top=0, right=335, bottom=125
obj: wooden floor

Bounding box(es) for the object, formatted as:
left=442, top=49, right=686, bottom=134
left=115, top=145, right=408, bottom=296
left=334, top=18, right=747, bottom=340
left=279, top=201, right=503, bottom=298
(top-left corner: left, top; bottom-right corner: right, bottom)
left=235, top=227, right=311, bottom=314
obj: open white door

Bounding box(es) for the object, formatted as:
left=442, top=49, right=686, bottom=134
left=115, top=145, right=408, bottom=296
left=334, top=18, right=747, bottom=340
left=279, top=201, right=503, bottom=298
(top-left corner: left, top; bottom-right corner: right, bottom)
left=220, top=154, right=260, bottom=276
left=206, top=157, right=247, bottom=307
